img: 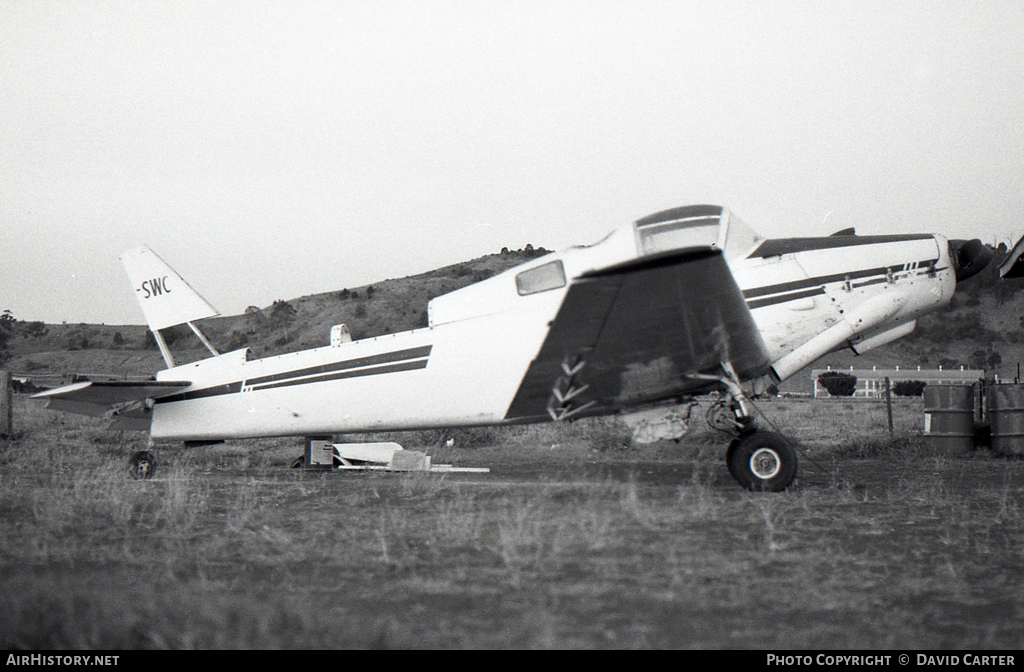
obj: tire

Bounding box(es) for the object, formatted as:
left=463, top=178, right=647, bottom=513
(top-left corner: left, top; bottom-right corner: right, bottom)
left=725, top=438, right=741, bottom=482
left=726, top=431, right=797, bottom=491
left=130, top=450, right=157, bottom=480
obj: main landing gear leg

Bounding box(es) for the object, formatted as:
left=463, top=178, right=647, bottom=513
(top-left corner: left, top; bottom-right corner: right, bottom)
left=701, top=365, right=798, bottom=492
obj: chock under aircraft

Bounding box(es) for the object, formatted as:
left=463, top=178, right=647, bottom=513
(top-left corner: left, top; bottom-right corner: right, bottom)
left=34, top=205, right=1021, bottom=489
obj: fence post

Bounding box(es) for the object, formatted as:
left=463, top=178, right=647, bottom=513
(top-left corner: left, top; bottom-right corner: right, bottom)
left=0, top=370, right=12, bottom=439
left=884, top=376, right=894, bottom=436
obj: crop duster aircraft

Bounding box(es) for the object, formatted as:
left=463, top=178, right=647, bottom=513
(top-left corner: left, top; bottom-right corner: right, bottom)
left=34, top=205, right=1016, bottom=490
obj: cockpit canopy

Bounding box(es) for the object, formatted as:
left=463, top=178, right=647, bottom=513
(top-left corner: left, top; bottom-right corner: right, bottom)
left=429, top=204, right=762, bottom=327
left=634, top=205, right=763, bottom=261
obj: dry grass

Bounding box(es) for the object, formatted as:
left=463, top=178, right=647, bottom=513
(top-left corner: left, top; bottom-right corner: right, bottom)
left=2, top=396, right=1023, bottom=649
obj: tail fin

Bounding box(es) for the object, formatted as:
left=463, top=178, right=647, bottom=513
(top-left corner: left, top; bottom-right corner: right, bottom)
left=121, top=246, right=219, bottom=331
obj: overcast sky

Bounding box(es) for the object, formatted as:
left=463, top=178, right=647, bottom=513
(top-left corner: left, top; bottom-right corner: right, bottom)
left=3, top=1, right=1023, bottom=325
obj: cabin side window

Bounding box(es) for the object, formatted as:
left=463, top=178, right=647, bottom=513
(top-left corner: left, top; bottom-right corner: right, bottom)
left=516, top=260, right=567, bottom=295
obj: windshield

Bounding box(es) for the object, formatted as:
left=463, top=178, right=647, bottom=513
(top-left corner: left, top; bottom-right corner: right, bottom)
left=633, top=205, right=763, bottom=260
left=721, top=211, right=764, bottom=260
left=635, top=205, right=722, bottom=255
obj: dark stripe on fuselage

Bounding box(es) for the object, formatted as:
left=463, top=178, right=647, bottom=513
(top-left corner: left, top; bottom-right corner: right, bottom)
left=154, top=345, right=432, bottom=404
left=743, top=259, right=938, bottom=309
left=244, top=345, right=433, bottom=387
left=248, top=359, right=428, bottom=392
left=852, top=277, right=888, bottom=290
left=157, top=382, right=243, bottom=404
left=745, top=287, right=826, bottom=310
left=749, top=233, right=935, bottom=258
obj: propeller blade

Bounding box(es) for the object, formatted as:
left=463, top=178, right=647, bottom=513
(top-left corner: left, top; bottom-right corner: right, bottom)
left=948, top=239, right=993, bottom=282
left=998, top=235, right=1024, bottom=279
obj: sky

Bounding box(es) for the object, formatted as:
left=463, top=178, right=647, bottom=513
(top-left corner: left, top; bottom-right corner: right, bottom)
left=3, top=0, right=1023, bottom=325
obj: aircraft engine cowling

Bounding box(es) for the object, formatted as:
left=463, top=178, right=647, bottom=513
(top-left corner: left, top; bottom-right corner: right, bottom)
left=948, top=239, right=993, bottom=282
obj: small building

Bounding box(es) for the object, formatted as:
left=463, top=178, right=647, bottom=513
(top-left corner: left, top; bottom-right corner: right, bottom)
left=811, top=366, right=985, bottom=399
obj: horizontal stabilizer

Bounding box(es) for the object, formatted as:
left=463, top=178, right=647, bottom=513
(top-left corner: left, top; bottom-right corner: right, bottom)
left=33, top=380, right=192, bottom=417
left=121, top=246, right=219, bottom=331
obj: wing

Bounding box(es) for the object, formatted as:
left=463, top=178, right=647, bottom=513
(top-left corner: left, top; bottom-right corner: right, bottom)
left=504, top=248, right=770, bottom=423
left=32, top=380, right=192, bottom=417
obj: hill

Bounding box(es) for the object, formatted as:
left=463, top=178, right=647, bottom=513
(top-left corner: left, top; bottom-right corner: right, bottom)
left=1, top=246, right=549, bottom=385
left=5, top=245, right=1024, bottom=391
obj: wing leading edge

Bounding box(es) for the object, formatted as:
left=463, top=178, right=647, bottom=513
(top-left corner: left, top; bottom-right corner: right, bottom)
left=504, top=248, right=770, bottom=423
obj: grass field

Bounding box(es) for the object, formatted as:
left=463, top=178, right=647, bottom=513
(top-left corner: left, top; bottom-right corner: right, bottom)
left=1, top=395, right=1022, bottom=649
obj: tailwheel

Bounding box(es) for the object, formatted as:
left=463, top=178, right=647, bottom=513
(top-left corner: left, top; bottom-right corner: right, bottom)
left=130, top=450, right=157, bottom=480
left=726, top=431, right=797, bottom=492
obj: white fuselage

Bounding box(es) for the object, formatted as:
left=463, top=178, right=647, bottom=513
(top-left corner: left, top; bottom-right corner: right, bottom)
left=150, top=212, right=956, bottom=441
left=733, top=233, right=955, bottom=380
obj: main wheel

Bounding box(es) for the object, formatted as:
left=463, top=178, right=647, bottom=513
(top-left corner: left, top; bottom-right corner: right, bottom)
left=130, top=450, right=157, bottom=480
left=726, top=431, right=797, bottom=491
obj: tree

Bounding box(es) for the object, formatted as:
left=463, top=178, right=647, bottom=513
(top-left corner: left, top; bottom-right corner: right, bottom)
left=0, top=310, right=14, bottom=362
left=268, top=300, right=296, bottom=345
left=969, top=348, right=1001, bottom=371
left=244, top=306, right=265, bottom=334
left=21, top=321, right=48, bottom=339
left=989, top=350, right=1003, bottom=369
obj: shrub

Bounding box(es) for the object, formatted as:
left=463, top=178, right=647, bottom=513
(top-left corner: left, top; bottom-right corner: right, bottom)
left=471, top=270, right=495, bottom=283
left=892, top=380, right=926, bottom=397
left=269, top=300, right=296, bottom=329
left=21, top=321, right=48, bottom=339
left=817, top=371, right=858, bottom=397
left=226, top=331, right=249, bottom=350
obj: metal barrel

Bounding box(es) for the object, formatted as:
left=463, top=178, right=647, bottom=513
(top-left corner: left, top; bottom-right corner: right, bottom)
left=988, top=384, right=1024, bottom=456
left=923, top=384, right=975, bottom=455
